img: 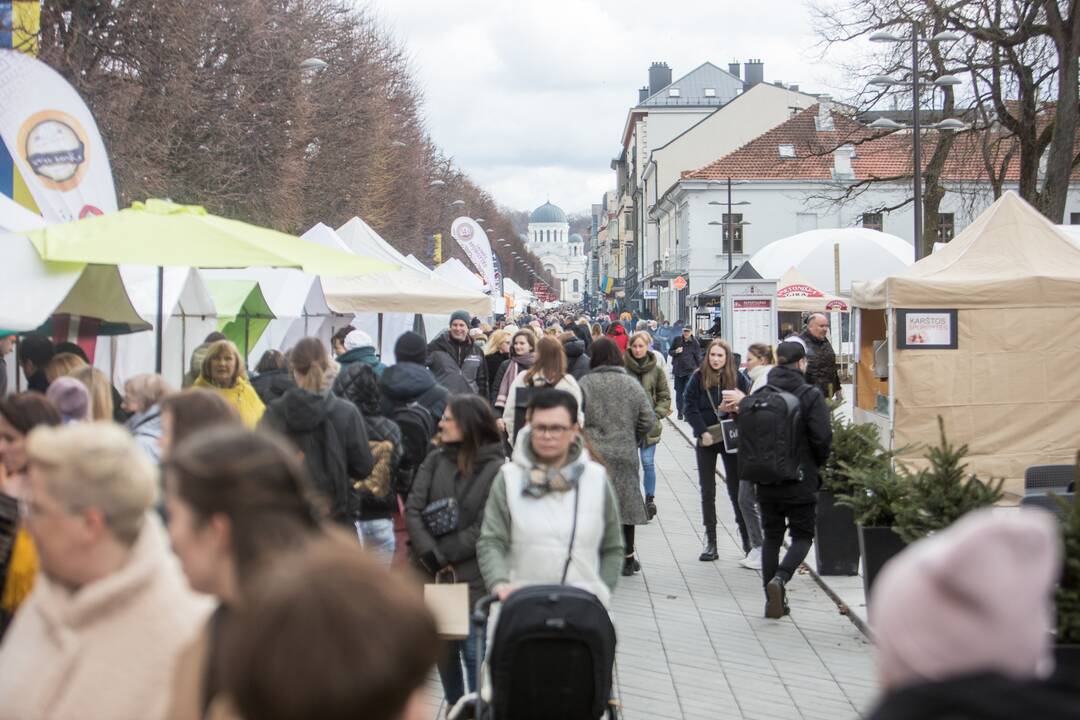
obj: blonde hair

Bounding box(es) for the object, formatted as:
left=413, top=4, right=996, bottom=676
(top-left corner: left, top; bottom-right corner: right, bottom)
left=747, top=343, right=775, bottom=365
left=73, top=366, right=114, bottom=421
left=201, top=340, right=248, bottom=387
left=628, top=331, right=653, bottom=350
left=27, top=422, right=157, bottom=545
left=45, top=352, right=88, bottom=383
left=289, top=337, right=331, bottom=393
left=484, top=329, right=511, bottom=356
left=124, top=374, right=173, bottom=413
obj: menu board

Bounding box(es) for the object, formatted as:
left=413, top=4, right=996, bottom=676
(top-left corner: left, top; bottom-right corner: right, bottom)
left=731, top=297, right=774, bottom=365
left=896, top=309, right=957, bottom=349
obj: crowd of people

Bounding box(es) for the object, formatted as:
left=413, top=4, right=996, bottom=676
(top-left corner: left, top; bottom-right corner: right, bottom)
left=0, top=305, right=1073, bottom=719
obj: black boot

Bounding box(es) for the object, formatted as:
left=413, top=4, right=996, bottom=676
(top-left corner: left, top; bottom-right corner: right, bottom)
left=622, top=554, right=637, bottom=576
left=646, top=495, right=657, bottom=519
left=699, top=528, right=719, bottom=561
left=765, top=576, right=789, bottom=619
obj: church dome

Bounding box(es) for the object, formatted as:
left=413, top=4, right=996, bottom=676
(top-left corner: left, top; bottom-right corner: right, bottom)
left=569, top=233, right=583, bottom=243
left=529, top=201, right=567, bottom=224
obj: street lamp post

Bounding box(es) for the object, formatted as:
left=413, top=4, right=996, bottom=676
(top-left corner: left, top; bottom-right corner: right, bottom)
left=708, top=179, right=750, bottom=272
left=869, top=26, right=962, bottom=259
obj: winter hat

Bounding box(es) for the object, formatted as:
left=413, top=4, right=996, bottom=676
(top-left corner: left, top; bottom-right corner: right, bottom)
left=872, top=508, right=1061, bottom=690
left=394, top=331, right=427, bottom=365
left=776, top=340, right=806, bottom=365
left=449, top=310, right=471, bottom=326
left=46, top=376, right=91, bottom=423
left=343, top=329, right=374, bottom=351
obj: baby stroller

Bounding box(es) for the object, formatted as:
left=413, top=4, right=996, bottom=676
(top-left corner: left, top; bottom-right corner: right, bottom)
left=450, top=585, right=618, bottom=720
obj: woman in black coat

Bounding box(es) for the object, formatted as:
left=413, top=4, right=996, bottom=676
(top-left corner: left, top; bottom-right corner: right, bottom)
left=683, top=338, right=757, bottom=563
left=404, top=394, right=505, bottom=708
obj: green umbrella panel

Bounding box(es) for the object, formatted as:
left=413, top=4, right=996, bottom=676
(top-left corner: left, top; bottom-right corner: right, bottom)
left=204, top=279, right=275, bottom=362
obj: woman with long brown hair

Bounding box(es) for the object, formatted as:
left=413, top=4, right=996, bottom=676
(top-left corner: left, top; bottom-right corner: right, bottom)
left=683, top=338, right=758, bottom=564
left=491, top=329, right=536, bottom=414
left=503, top=335, right=582, bottom=446
left=404, top=394, right=504, bottom=708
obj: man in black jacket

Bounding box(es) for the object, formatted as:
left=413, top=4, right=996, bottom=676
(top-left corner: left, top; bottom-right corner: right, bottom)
left=379, top=332, right=450, bottom=421
left=668, top=326, right=703, bottom=420
left=426, top=310, right=487, bottom=396
left=801, top=313, right=842, bottom=400
left=753, top=341, right=832, bottom=619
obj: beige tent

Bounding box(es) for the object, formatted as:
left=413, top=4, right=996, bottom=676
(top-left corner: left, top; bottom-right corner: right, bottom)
left=851, top=191, right=1080, bottom=496
left=776, top=266, right=849, bottom=312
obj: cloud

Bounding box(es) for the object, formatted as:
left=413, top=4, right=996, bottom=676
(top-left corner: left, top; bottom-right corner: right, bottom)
left=366, top=0, right=851, bottom=214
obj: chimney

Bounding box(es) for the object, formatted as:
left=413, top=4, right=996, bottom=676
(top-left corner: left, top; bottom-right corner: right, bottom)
left=638, top=86, right=650, bottom=103
left=815, top=94, right=834, bottom=131
left=832, top=145, right=855, bottom=179
left=743, top=59, right=764, bottom=89
left=728, top=61, right=741, bottom=79
left=648, top=62, right=672, bottom=96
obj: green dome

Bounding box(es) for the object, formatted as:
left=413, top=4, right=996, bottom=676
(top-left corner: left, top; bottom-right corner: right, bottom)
left=529, top=201, right=567, bottom=224
left=569, top=233, right=583, bottom=243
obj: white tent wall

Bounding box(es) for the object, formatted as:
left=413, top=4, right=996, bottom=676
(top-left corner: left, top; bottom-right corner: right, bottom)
left=98, top=267, right=216, bottom=389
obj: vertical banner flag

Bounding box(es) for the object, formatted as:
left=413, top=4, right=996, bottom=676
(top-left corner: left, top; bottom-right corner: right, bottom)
left=0, top=1, right=42, bottom=214
left=491, top=252, right=504, bottom=297
left=450, top=217, right=495, bottom=292
left=433, top=232, right=442, bottom=265
left=0, top=49, right=118, bottom=222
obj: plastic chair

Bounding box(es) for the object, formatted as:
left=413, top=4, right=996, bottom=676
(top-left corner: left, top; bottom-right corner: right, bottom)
left=1023, top=465, right=1075, bottom=493
left=1020, top=492, right=1074, bottom=520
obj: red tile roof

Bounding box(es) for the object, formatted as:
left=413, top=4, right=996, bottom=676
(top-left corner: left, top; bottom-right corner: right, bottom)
left=682, top=104, right=1029, bottom=183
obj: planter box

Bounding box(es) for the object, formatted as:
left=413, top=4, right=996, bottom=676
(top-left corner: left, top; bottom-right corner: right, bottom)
left=858, top=524, right=907, bottom=602
left=814, top=490, right=860, bottom=576
left=1054, top=644, right=1080, bottom=691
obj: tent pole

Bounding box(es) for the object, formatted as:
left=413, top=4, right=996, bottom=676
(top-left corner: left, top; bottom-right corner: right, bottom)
left=155, top=266, right=164, bottom=373
left=244, top=312, right=250, bottom=370
left=378, top=313, right=384, bottom=357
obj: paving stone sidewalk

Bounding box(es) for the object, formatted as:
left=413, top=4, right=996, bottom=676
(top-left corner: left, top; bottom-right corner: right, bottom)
left=420, top=417, right=879, bottom=719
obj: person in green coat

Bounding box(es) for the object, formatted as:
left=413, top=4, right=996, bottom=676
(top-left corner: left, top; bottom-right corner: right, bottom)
left=624, top=331, right=672, bottom=519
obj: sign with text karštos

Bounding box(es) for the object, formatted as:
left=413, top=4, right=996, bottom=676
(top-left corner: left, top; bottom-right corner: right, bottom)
left=896, top=309, right=958, bottom=349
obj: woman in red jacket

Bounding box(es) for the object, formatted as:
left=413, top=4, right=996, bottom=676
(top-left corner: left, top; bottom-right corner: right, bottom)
left=605, top=322, right=628, bottom=352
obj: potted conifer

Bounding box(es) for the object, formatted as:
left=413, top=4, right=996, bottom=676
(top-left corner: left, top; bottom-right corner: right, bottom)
left=816, top=409, right=881, bottom=576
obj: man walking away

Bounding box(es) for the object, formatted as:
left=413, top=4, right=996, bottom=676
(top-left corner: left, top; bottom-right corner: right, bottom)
left=668, top=326, right=703, bottom=420
left=737, top=341, right=831, bottom=619
left=427, top=310, right=488, bottom=396
left=0, top=334, right=16, bottom=396
left=800, top=313, right=842, bottom=401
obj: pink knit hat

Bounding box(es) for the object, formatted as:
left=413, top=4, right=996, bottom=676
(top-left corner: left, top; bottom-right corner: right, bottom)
left=871, top=508, right=1061, bottom=689
left=45, top=376, right=91, bottom=423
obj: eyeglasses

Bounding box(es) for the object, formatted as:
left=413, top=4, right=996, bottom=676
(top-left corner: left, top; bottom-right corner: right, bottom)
left=532, top=424, right=572, bottom=437
left=440, top=415, right=456, bottom=424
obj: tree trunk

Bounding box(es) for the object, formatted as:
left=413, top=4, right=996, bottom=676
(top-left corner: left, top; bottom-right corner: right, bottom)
left=1039, top=0, right=1080, bottom=221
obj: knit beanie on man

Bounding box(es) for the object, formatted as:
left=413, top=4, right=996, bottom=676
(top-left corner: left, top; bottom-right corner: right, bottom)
left=394, top=332, right=427, bottom=365
left=449, top=310, right=471, bottom=326
left=871, top=508, right=1061, bottom=690
left=343, top=329, right=374, bottom=351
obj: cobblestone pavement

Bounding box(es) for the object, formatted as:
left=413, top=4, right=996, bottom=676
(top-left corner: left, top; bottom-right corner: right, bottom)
left=420, top=418, right=878, bottom=719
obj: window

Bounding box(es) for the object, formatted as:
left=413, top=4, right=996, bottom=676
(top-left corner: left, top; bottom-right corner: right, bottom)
left=704, top=87, right=716, bottom=97
left=862, top=212, right=883, bottom=231
left=573, top=279, right=579, bottom=293
left=668, top=88, right=680, bottom=97
left=1070, top=212, right=1080, bottom=225
left=937, top=213, right=955, bottom=242
left=721, top=214, right=744, bottom=253
left=778, top=144, right=796, bottom=158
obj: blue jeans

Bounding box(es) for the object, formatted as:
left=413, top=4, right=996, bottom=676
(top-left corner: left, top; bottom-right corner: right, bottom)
left=640, top=443, right=657, bottom=498
left=355, top=519, right=395, bottom=566
left=437, top=618, right=479, bottom=706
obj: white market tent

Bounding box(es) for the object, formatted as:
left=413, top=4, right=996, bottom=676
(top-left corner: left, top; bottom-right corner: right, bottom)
left=851, top=191, right=1080, bottom=496
left=98, top=267, right=217, bottom=390
left=750, top=227, right=913, bottom=296
left=775, top=266, right=849, bottom=312
left=434, top=257, right=485, bottom=292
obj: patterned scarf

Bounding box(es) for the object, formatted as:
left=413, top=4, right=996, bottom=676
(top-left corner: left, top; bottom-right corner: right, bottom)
left=522, top=462, right=585, bottom=498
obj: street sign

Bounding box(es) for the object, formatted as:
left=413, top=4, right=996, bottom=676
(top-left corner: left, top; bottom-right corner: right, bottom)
left=672, top=275, right=687, bottom=291
left=643, top=288, right=659, bottom=299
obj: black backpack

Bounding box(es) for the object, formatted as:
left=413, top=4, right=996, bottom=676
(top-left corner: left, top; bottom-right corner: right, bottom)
left=736, top=384, right=809, bottom=485
left=392, top=401, right=436, bottom=498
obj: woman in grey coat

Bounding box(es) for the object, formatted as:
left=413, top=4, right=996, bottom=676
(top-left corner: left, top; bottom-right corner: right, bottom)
left=579, top=337, right=655, bottom=577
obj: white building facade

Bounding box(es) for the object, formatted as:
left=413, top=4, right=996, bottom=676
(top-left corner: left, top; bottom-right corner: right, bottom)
left=526, top=201, right=587, bottom=303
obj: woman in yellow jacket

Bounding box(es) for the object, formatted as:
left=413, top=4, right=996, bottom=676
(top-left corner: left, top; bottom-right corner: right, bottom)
left=0, top=393, right=62, bottom=637
left=193, top=341, right=265, bottom=428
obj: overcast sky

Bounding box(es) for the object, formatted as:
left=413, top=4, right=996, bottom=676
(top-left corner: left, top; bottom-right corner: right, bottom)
left=366, top=0, right=858, bottom=215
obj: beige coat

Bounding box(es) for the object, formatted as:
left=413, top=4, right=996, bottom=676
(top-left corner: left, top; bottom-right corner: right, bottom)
left=167, top=617, right=241, bottom=720
left=0, top=515, right=210, bottom=720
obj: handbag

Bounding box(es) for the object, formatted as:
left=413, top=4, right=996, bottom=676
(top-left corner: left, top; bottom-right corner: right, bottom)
left=704, top=385, right=726, bottom=446
left=423, top=566, right=470, bottom=640
left=420, top=497, right=459, bottom=537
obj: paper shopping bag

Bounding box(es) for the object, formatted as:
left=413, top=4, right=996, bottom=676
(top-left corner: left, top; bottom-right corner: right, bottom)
left=424, top=581, right=470, bottom=640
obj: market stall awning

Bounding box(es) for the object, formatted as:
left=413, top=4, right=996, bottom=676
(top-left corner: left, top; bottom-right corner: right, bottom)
left=776, top=267, right=849, bottom=312
left=26, top=199, right=398, bottom=276
left=204, top=279, right=275, bottom=358
left=0, top=234, right=149, bottom=335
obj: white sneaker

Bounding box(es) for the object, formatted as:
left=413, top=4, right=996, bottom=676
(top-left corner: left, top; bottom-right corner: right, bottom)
left=739, top=547, right=762, bottom=570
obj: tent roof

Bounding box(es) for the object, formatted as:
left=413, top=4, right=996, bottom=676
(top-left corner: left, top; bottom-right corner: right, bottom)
left=0, top=235, right=149, bottom=334
left=776, top=266, right=849, bottom=312
left=204, top=279, right=276, bottom=356
left=435, top=258, right=484, bottom=292
left=121, top=266, right=216, bottom=319
left=750, top=227, right=912, bottom=295
left=694, top=261, right=763, bottom=298
left=336, top=217, right=429, bottom=274
left=853, top=191, right=1080, bottom=309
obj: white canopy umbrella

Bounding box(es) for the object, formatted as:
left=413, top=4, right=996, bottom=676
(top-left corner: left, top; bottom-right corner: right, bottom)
left=750, top=227, right=913, bottom=296
left=775, top=266, right=850, bottom=312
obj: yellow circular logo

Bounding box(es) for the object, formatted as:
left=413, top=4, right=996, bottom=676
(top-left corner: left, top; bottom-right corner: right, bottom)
left=18, top=110, right=90, bottom=191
